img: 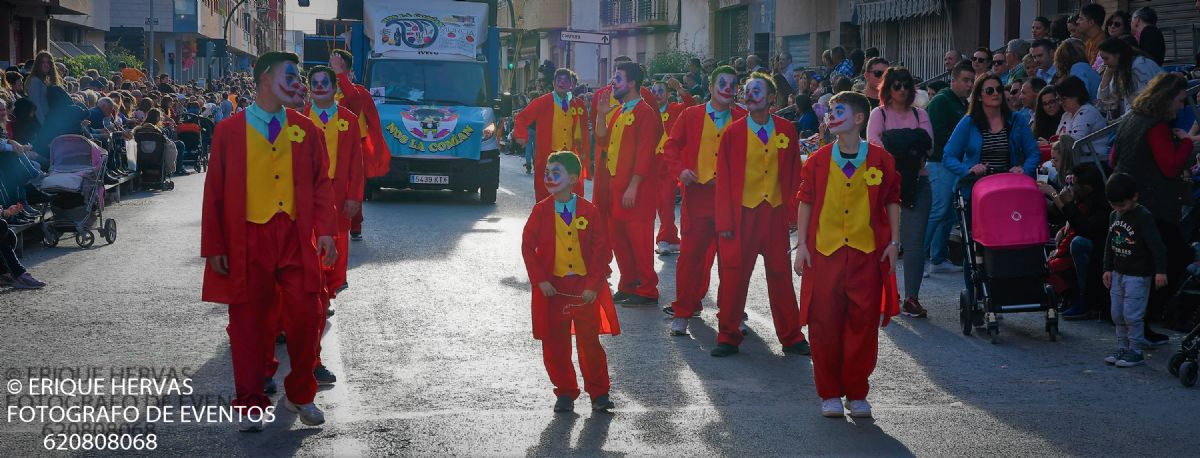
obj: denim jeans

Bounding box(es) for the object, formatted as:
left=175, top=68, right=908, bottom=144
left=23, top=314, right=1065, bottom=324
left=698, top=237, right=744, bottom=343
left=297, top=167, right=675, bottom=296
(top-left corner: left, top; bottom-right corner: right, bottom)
left=924, top=161, right=958, bottom=265
left=0, top=219, right=27, bottom=278
left=524, top=127, right=536, bottom=167
left=1069, top=236, right=1093, bottom=308
left=1110, top=272, right=1150, bottom=351
left=901, top=177, right=932, bottom=299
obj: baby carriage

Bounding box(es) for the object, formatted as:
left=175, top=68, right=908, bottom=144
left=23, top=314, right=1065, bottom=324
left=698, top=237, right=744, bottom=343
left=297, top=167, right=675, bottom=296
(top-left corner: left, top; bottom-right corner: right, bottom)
left=1167, top=249, right=1200, bottom=387
left=32, top=135, right=117, bottom=249
left=135, top=130, right=175, bottom=191
left=956, top=172, right=1058, bottom=343
left=177, top=113, right=213, bottom=172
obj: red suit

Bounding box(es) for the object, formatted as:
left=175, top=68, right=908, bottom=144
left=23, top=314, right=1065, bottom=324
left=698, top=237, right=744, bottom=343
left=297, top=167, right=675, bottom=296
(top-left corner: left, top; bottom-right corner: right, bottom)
left=589, top=85, right=656, bottom=210
left=653, top=92, right=696, bottom=246
left=201, top=110, right=335, bottom=411
left=522, top=195, right=620, bottom=399
left=664, top=103, right=747, bottom=317
left=597, top=97, right=664, bottom=299
left=336, top=73, right=390, bottom=234
left=512, top=92, right=592, bottom=201
left=796, top=142, right=900, bottom=401
left=713, top=114, right=805, bottom=347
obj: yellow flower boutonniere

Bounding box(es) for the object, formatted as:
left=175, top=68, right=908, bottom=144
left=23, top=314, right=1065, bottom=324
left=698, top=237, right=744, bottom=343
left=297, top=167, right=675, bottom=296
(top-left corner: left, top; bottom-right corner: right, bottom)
left=337, top=119, right=350, bottom=132
left=573, top=216, right=589, bottom=231
left=623, top=114, right=635, bottom=126
left=864, top=167, right=883, bottom=186
left=661, top=112, right=670, bottom=122
left=773, top=133, right=790, bottom=149
left=571, top=107, right=584, bottom=117
left=286, top=125, right=305, bottom=143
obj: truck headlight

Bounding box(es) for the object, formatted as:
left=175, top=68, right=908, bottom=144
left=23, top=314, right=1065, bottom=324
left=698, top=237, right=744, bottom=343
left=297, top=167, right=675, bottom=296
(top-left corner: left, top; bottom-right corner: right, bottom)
left=482, top=122, right=497, bottom=140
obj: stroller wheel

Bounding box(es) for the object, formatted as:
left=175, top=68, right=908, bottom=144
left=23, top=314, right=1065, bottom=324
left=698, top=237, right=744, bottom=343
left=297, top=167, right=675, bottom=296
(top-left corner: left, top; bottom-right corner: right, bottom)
left=164, top=181, right=175, bottom=191
left=41, top=223, right=59, bottom=248
left=959, top=289, right=973, bottom=336
left=1047, top=322, right=1059, bottom=342
left=103, top=219, right=117, bottom=245
left=1169, top=352, right=1186, bottom=378
left=76, top=231, right=95, bottom=249
left=987, top=325, right=1000, bottom=344
left=1181, top=362, right=1199, bottom=388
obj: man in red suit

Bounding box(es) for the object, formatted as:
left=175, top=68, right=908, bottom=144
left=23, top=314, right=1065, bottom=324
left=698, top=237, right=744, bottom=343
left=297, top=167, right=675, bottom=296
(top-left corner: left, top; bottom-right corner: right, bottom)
left=662, top=66, right=745, bottom=333
left=513, top=68, right=592, bottom=202
left=794, top=91, right=900, bottom=419
left=522, top=151, right=620, bottom=413
left=201, top=52, right=337, bottom=432
left=594, top=62, right=663, bottom=306
left=330, top=49, right=389, bottom=241
left=650, top=77, right=696, bottom=255
left=710, top=73, right=809, bottom=357
left=589, top=56, right=656, bottom=212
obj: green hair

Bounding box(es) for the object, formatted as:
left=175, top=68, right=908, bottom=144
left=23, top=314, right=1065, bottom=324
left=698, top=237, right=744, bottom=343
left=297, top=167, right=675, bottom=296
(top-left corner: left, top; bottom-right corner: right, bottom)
left=306, top=65, right=336, bottom=85
left=547, top=151, right=582, bottom=177
left=709, top=65, right=737, bottom=85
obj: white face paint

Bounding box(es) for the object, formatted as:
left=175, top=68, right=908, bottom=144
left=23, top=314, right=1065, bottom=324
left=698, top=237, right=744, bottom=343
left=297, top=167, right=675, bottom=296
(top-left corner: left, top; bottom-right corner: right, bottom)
left=554, top=73, right=576, bottom=95
left=271, top=62, right=305, bottom=107
left=744, top=78, right=770, bottom=112
left=711, top=73, right=737, bottom=105
left=826, top=103, right=856, bottom=134
left=611, top=70, right=632, bottom=99
left=309, top=71, right=335, bottom=105
left=651, top=83, right=668, bottom=106
left=543, top=162, right=573, bottom=195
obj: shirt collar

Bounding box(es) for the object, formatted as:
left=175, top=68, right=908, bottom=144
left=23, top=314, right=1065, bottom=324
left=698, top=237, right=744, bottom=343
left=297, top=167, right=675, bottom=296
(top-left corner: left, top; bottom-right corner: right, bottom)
left=246, top=102, right=286, bottom=126
left=745, top=114, right=774, bottom=138
left=553, top=194, right=577, bottom=215
left=832, top=140, right=869, bottom=170
left=705, top=101, right=731, bottom=123
left=311, top=102, right=338, bottom=121
left=621, top=97, right=641, bottom=112
left=552, top=91, right=572, bottom=108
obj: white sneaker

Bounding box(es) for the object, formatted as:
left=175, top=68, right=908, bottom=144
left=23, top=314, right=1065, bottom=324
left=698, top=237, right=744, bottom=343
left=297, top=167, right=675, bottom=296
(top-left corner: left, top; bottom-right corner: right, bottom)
left=284, top=398, right=326, bottom=426
left=655, top=241, right=671, bottom=254
left=237, top=416, right=263, bottom=432
left=929, top=261, right=962, bottom=274
left=670, top=318, right=689, bottom=335
left=738, top=320, right=750, bottom=336
left=667, top=243, right=681, bottom=252
left=845, top=399, right=872, bottom=418
left=821, top=398, right=844, bottom=417
left=922, top=263, right=931, bottom=278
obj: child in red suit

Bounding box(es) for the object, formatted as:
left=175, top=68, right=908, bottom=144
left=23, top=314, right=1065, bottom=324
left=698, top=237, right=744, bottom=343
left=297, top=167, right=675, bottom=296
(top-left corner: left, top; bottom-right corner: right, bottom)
left=794, top=91, right=901, bottom=419
left=650, top=77, right=695, bottom=254
left=522, top=151, right=620, bottom=413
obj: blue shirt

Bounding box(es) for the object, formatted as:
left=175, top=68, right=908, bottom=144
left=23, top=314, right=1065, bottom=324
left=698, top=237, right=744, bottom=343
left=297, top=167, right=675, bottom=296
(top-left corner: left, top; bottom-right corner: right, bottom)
left=620, top=97, right=641, bottom=113
left=245, top=103, right=287, bottom=141
left=554, top=194, right=577, bottom=222
left=746, top=115, right=775, bottom=142
left=312, top=103, right=338, bottom=123
left=705, top=102, right=731, bottom=130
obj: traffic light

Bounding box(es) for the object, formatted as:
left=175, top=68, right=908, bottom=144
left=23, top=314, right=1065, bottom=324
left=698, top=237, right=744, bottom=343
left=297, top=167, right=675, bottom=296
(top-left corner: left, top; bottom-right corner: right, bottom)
left=506, top=47, right=514, bottom=70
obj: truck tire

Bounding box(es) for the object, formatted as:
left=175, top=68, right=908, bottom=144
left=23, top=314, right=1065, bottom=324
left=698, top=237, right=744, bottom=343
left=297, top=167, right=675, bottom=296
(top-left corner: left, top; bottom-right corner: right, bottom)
left=480, top=186, right=497, bottom=204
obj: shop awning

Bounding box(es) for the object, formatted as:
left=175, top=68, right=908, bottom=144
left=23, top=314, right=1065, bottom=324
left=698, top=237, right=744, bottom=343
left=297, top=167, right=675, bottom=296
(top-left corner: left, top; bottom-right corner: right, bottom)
left=855, top=0, right=944, bottom=24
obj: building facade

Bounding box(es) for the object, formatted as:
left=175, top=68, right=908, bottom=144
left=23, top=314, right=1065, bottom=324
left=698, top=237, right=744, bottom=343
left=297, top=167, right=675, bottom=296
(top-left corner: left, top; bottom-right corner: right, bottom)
left=1, top=0, right=90, bottom=68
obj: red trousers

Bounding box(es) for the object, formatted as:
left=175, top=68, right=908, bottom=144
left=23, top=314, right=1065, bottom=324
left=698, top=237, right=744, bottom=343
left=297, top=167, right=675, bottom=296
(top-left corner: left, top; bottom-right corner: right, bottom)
left=655, top=177, right=680, bottom=244
left=351, top=206, right=363, bottom=234
left=227, top=214, right=321, bottom=410
left=715, top=204, right=804, bottom=347
left=609, top=216, right=659, bottom=298
left=806, top=247, right=883, bottom=400
left=671, top=184, right=718, bottom=318
left=541, top=275, right=611, bottom=399
left=326, top=215, right=351, bottom=296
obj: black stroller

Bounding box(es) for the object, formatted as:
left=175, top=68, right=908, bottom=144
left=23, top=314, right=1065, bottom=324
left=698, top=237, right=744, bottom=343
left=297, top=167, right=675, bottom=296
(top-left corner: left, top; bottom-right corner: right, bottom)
left=1167, top=249, right=1200, bottom=387
left=956, top=172, right=1060, bottom=343
left=177, top=113, right=213, bottom=173
left=134, top=130, right=175, bottom=191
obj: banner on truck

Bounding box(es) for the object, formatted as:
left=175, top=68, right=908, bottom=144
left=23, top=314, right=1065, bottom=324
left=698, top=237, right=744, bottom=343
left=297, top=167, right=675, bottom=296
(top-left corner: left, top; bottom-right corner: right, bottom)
left=378, top=104, right=485, bottom=160
left=365, top=1, right=488, bottom=61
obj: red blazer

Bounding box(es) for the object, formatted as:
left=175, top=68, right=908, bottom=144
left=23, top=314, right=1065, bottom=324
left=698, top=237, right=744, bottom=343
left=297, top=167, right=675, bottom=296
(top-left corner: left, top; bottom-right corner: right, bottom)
left=600, top=99, right=663, bottom=221
left=795, top=142, right=901, bottom=327
left=200, top=110, right=336, bottom=305
left=512, top=92, right=592, bottom=197
left=521, top=195, right=620, bottom=340
left=664, top=103, right=748, bottom=179
left=590, top=85, right=657, bottom=119
left=304, top=103, right=365, bottom=209
left=337, top=73, right=390, bottom=178
left=714, top=114, right=802, bottom=237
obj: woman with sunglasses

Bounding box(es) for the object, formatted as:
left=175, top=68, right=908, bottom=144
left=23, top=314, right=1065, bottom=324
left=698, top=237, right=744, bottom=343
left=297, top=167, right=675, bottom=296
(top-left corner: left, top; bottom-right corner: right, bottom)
left=866, top=67, right=934, bottom=318
left=1105, top=11, right=1132, bottom=38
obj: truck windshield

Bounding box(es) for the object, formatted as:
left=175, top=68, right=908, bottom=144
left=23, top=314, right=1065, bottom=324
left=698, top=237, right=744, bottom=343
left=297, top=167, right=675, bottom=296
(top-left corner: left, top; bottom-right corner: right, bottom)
left=368, top=60, right=487, bottom=106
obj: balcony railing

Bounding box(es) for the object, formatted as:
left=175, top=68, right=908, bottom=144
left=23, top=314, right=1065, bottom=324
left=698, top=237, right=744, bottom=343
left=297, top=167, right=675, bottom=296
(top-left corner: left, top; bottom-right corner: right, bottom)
left=601, top=0, right=669, bottom=28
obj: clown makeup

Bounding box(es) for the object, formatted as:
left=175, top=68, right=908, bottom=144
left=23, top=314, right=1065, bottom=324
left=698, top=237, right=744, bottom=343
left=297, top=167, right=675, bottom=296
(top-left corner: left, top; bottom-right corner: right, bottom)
left=744, top=78, right=770, bottom=112
left=651, top=83, right=668, bottom=106
left=611, top=70, right=631, bottom=100
left=544, top=161, right=574, bottom=195
left=309, top=71, right=335, bottom=106
left=553, top=73, right=575, bottom=96
left=272, top=62, right=305, bottom=107
left=826, top=103, right=856, bottom=134
left=711, top=73, right=737, bottom=105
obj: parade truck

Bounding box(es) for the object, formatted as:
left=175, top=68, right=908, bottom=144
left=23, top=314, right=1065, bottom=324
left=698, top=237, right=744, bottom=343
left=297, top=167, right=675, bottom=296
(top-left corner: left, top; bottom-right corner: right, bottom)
left=348, top=0, right=507, bottom=203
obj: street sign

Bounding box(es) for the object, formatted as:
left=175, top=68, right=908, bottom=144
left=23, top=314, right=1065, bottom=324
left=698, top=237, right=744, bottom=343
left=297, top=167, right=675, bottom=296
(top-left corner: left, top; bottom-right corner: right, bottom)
left=561, top=30, right=610, bottom=45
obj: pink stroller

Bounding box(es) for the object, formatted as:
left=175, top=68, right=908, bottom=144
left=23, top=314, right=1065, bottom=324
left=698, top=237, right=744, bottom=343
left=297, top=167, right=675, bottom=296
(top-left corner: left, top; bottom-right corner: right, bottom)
left=31, top=135, right=117, bottom=249
left=956, top=173, right=1058, bottom=343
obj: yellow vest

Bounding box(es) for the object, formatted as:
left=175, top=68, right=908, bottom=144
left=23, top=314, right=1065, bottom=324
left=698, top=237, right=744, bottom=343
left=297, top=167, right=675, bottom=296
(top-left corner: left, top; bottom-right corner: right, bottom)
left=696, top=114, right=724, bottom=184
left=245, top=123, right=296, bottom=223
left=311, top=108, right=340, bottom=179
left=551, top=101, right=575, bottom=151
left=552, top=215, right=587, bottom=277
left=605, top=108, right=634, bottom=177
left=816, top=159, right=875, bottom=256
left=742, top=128, right=783, bottom=208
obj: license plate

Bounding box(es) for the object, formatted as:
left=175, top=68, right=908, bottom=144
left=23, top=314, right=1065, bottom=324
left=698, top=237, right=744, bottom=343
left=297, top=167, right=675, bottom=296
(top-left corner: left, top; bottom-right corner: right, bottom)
left=410, top=174, right=450, bottom=185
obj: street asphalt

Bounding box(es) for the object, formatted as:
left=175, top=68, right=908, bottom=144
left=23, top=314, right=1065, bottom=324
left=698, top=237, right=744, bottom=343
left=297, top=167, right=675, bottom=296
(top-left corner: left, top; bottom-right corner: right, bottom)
left=2, top=153, right=1199, bottom=457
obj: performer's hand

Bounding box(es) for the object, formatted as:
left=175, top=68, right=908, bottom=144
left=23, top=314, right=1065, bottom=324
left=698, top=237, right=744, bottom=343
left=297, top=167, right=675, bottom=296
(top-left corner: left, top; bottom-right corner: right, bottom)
left=679, top=169, right=699, bottom=186
left=596, top=100, right=615, bottom=118
left=1155, top=273, right=1168, bottom=289
left=881, top=243, right=898, bottom=274
left=581, top=290, right=597, bottom=304
left=622, top=186, right=637, bottom=208
left=317, top=236, right=338, bottom=267
left=207, top=255, right=229, bottom=276
left=330, top=54, right=347, bottom=74
left=342, top=200, right=361, bottom=220
left=719, top=231, right=733, bottom=239
left=1103, top=271, right=1112, bottom=289
left=793, top=245, right=811, bottom=276
left=538, top=281, right=557, bottom=297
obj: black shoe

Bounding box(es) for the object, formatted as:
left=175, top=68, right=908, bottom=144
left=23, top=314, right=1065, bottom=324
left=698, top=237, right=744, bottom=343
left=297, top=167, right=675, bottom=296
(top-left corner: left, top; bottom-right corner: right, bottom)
left=619, top=294, right=658, bottom=306
left=350, top=232, right=363, bottom=241
left=612, top=291, right=634, bottom=303
left=175, top=169, right=191, bottom=176
left=326, top=308, right=335, bottom=318
left=662, top=305, right=702, bottom=317
left=553, top=395, right=574, bottom=413
left=1145, top=328, right=1170, bottom=346
left=783, top=341, right=811, bottom=355
left=314, top=365, right=337, bottom=385
left=104, top=174, right=119, bottom=185
left=591, top=394, right=615, bottom=411
left=710, top=343, right=739, bottom=357
left=336, top=282, right=349, bottom=293
left=264, top=377, right=277, bottom=395
left=275, top=333, right=286, bottom=344
left=5, top=215, right=32, bottom=226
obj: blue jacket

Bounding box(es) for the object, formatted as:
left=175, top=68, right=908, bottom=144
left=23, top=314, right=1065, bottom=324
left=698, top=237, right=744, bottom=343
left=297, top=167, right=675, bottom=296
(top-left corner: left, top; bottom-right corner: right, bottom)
left=943, top=111, right=1041, bottom=182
